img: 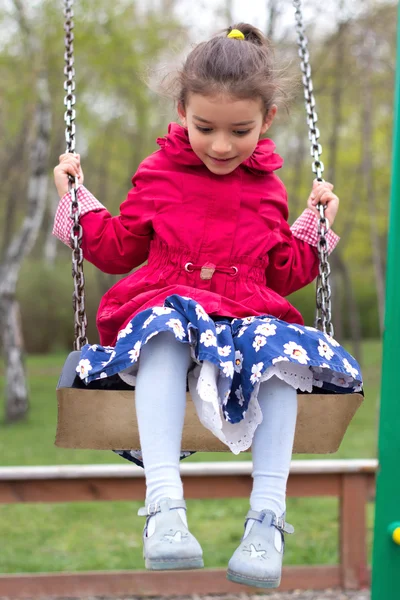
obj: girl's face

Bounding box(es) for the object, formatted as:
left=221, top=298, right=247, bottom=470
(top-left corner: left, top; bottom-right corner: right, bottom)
left=178, top=93, right=276, bottom=175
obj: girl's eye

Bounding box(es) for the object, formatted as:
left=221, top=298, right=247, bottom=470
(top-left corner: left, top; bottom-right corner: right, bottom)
left=233, top=129, right=251, bottom=136
left=195, top=126, right=213, bottom=133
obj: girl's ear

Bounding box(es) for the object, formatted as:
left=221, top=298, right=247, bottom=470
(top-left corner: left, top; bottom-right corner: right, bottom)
left=177, top=102, right=187, bottom=127
left=261, top=104, right=278, bottom=134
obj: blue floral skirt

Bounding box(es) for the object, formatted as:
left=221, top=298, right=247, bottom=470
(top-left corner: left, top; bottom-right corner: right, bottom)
left=76, top=294, right=363, bottom=467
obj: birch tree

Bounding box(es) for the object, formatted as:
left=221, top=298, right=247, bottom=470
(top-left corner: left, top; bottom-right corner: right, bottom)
left=0, top=1, right=51, bottom=422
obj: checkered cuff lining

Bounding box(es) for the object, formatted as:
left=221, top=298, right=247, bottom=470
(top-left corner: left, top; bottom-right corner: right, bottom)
left=52, top=186, right=106, bottom=246
left=291, top=209, right=339, bottom=254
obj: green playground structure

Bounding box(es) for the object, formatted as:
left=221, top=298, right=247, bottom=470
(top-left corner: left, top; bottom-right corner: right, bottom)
left=371, top=3, right=400, bottom=598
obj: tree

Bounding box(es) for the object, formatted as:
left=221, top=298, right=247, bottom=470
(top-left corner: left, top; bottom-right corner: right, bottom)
left=0, top=0, right=51, bottom=421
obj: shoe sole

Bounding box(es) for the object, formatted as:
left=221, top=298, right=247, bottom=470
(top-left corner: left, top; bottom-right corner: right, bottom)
left=145, top=557, right=204, bottom=571
left=227, top=569, right=280, bottom=589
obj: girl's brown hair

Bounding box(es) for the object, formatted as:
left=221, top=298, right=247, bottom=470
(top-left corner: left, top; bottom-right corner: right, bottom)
left=166, top=23, right=290, bottom=116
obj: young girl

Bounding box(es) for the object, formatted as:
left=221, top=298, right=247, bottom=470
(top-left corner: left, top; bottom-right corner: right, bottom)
left=53, top=24, right=362, bottom=589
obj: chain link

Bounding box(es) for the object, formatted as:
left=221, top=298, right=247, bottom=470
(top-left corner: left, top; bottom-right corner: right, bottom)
left=292, top=0, right=334, bottom=337
left=64, top=0, right=88, bottom=350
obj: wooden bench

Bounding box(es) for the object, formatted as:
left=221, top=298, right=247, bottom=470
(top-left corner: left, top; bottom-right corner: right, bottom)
left=0, top=459, right=376, bottom=597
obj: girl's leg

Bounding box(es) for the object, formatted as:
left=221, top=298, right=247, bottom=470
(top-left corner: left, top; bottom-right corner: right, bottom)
left=227, top=376, right=297, bottom=587
left=135, top=331, right=203, bottom=571
left=250, top=376, right=298, bottom=517
left=135, top=331, right=192, bottom=505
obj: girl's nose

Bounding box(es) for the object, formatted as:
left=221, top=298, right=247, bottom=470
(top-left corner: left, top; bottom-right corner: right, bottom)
left=211, top=136, right=232, bottom=155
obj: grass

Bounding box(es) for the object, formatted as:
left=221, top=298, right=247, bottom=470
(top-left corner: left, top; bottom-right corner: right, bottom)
left=0, top=340, right=381, bottom=573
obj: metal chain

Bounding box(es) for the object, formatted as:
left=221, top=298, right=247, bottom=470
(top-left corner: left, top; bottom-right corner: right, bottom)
left=64, top=0, right=88, bottom=350
left=292, top=0, right=333, bottom=337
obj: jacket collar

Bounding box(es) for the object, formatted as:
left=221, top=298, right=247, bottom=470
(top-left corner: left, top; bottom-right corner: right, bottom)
left=157, top=122, right=283, bottom=175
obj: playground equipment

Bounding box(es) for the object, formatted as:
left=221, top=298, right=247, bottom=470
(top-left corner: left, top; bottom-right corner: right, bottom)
left=55, top=0, right=362, bottom=455
left=371, top=3, right=400, bottom=598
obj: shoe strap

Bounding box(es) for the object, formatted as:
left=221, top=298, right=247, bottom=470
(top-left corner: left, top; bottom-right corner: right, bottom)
left=138, top=498, right=187, bottom=517
left=273, top=514, right=295, bottom=535
left=245, top=509, right=294, bottom=535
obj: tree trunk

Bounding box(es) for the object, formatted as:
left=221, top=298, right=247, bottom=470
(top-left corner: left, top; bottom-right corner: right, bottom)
left=1, top=298, right=29, bottom=422
left=223, top=0, right=233, bottom=25
left=0, top=69, right=51, bottom=422
left=361, top=37, right=385, bottom=335
left=288, top=120, right=307, bottom=216
left=323, top=18, right=348, bottom=342
left=1, top=114, right=31, bottom=261
left=43, top=190, right=60, bottom=266
left=43, top=122, right=66, bottom=266
left=335, top=253, right=363, bottom=364
left=0, top=2, right=52, bottom=422
left=265, top=0, right=281, bottom=39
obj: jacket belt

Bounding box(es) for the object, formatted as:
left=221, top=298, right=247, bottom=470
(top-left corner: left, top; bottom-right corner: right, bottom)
left=184, top=261, right=238, bottom=281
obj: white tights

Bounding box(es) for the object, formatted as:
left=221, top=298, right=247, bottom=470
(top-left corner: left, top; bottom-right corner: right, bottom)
left=135, top=332, right=297, bottom=517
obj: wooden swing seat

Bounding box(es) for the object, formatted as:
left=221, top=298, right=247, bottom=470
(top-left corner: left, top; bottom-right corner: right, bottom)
left=55, top=351, right=363, bottom=454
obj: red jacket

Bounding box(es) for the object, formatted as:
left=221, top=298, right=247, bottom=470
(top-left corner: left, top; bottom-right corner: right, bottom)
left=54, top=123, right=338, bottom=346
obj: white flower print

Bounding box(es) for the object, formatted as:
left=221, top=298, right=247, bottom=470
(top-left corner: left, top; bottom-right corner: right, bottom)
left=305, top=325, right=318, bottom=332
left=101, top=350, right=116, bottom=367
left=235, top=385, right=245, bottom=406
left=255, top=323, right=277, bottom=337
left=272, top=356, right=289, bottom=365
left=99, top=372, right=108, bottom=379
left=250, top=361, right=264, bottom=385
left=145, top=331, right=159, bottom=344
left=200, top=329, right=217, bottom=347
left=220, top=360, right=234, bottom=379
left=317, top=340, right=334, bottom=361
left=342, top=358, right=359, bottom=379
left=166, top=318, right=186, bottom=340
left=234, top=350, right=244, bottom=373
left=216, top=324, right=227, bottom=334
left=223, top=410, right=231, bottom=422
left=117, top=322, right=133, bottom=340
left=195, top=304, right=210, bottom=321
left=253, top=335, right=267, bottom=352
left=128, top=341, right=142, bottom=363
left=331, top=373, right=354, bottom=387
left=324, top=333, right=340, bottom=347
left=152, top=306, right=173, bottom=316
left=104, top=346, right=114, bottom=353
left=77, top=359, right=92, bottom=378
left=218, top=345, right=231, bottom=357
left=287, top=324, right=304, bottom=334
left=283, top=341, right=310, bottom=365
left=223, top=390, right=230, bottom=406
left=90, top=344, right=98, bottom=351
left=142, top=314, right=156, bottom=329
left=237, top=326, right=248, bottom=338
left=242, top=316, right=256, bottom=325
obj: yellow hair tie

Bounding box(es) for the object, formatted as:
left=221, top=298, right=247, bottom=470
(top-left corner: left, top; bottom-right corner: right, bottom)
left=227, top=29, right=245, bottom=40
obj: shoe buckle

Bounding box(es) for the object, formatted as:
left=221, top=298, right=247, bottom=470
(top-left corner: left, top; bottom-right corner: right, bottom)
left=273, top=515, right=294, bottom=535
left=147, top=502, right=159, bottom=516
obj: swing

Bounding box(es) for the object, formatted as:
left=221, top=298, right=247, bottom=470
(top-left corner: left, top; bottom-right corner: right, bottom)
left=56, top=0, right=363, bottom=455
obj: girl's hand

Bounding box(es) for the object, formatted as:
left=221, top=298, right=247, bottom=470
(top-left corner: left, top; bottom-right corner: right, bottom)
left=53, top=153, right=84, bottom=198
left=307, top=180, right=339, bottom=228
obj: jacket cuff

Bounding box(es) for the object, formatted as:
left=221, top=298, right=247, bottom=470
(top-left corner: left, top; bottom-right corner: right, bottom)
left=291, top=208, right=340, bottom=255
left=52, top=185, right=106, bottom=247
